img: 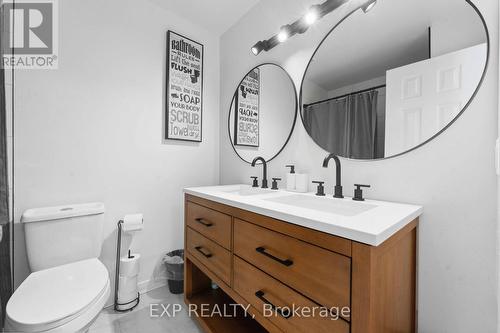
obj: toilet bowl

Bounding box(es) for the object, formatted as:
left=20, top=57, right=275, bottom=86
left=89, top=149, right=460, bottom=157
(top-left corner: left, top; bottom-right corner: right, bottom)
left=6, top=258, right=110, bottom=332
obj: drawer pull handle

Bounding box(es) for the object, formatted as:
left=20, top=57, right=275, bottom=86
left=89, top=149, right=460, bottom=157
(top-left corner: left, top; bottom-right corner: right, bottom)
left=256, top=247, right=293, bottom=267
left=195, top=218, right=213, bottom=227
left=255, top=290, right=292, bottom=319
left=195, top=246, right=213, bottom=258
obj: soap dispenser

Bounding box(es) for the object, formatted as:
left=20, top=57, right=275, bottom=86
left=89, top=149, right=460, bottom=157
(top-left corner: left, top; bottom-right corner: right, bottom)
left=285, top=165, right=296, bottom=191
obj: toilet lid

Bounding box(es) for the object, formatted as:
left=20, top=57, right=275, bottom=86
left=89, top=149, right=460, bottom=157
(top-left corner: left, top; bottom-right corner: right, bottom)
left=7, top=258, right=109, bottom=331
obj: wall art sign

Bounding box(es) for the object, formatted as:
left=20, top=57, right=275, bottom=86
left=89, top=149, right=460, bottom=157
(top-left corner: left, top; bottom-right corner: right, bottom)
left=234, top=68, right=260, bottom=147
left=166, top=31, right=203, bottom=142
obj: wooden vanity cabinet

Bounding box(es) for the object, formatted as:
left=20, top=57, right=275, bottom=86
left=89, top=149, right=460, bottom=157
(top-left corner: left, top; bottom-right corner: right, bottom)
left=184, top=194, right=418, bottom=333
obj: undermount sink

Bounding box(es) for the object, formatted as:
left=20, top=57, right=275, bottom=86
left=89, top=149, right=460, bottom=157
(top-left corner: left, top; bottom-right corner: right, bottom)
left=221, top=186, right=275, bottom=196
left=264, top=194, right=376, bottom=217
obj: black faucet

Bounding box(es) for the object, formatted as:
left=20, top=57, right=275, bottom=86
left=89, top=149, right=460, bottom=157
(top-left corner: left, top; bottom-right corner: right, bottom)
left=251, top=156, right=268, bottom=188
left=322, top=153, right=343, bottom=198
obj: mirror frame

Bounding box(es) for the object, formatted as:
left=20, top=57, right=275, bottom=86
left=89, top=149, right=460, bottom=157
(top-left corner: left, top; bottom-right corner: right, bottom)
left=299, top=0, right=490, bottom=161
left=228, top=63, right=298, bottom=164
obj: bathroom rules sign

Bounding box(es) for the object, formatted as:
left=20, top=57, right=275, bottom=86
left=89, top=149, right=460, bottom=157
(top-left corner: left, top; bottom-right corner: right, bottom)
left=166, top=31, right=203, bottom=142
left=234, top=68, right=260, bottom=147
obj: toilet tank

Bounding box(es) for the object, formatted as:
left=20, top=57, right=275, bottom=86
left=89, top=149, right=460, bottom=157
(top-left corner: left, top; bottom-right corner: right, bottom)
left=22, top=202, right=105, bottom=272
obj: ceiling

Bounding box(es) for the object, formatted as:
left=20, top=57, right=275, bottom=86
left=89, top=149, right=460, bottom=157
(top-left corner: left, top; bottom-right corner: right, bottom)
left=304, top=0, right=487, bottom=92
left=148, top=0, right=261, bottom=35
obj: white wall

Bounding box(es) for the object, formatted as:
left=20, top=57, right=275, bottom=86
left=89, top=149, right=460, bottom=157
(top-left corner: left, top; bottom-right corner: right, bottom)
left=430, top=4, right=487, bottom=58
left=302, top=78, right=328, bottom=105
left=220, top=0, right=498, bottom=331
left=325, top=75, right=386, bottom=98
left=13, top=0, right=220, bottom=305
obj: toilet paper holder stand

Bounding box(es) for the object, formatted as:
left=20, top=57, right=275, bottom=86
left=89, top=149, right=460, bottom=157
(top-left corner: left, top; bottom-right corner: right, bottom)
left=114, top=220, right=140, bottom=312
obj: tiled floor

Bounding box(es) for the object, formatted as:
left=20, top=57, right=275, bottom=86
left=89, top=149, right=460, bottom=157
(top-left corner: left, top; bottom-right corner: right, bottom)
left=88, top=287, right=204, bottom=333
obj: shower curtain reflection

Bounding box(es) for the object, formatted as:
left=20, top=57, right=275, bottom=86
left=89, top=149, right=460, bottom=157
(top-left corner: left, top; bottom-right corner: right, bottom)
left=304, top=96, right=351, bottom=156
left=303, top=89, right=382, bottom=159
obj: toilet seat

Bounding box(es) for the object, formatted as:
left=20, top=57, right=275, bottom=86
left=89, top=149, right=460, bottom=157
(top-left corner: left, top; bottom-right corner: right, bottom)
left=6, top=258, right=110, bottom=332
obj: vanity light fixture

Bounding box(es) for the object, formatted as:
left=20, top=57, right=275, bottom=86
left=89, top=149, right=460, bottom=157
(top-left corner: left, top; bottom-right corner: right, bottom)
left=250, top=0, right=351, bottom=55
left=362, top=0, right=377, bottom=13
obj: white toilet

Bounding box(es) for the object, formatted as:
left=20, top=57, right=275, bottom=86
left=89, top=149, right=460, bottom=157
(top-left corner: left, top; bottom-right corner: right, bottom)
left=5, top=202, right=110, bottom=333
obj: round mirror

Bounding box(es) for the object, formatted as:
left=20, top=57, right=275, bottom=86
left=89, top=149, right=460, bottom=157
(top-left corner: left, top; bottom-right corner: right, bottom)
left=229, top=63, right=297, bottom=163
left=301, top=0, right=488, bottom=160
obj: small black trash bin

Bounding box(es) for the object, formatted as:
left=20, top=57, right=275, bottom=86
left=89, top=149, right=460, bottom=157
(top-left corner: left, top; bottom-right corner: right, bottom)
left=163, top=249, right=184, bottom=294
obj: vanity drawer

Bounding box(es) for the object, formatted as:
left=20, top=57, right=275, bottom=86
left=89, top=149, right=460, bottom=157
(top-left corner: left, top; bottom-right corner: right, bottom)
left=234, top=219, right=351, bottom=312
left=186, top=228, right=231, bottom=285
left=234, top=256, right=349, bottom=333
left=186, top=201, right=232, bottom=250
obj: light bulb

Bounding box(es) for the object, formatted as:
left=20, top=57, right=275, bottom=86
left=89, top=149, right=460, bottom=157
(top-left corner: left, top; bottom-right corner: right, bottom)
left=277, top=29, right=289, bottom=43
left=304, top=8, right=319, bottom=25
left=250, top=41, right=266, bottom=55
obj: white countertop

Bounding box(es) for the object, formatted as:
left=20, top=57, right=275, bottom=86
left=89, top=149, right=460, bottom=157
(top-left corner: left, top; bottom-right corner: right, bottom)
left=184, top=184, right=423, bottom=246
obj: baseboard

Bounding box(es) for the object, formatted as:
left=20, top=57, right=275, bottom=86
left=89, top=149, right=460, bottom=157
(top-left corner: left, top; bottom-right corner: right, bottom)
left=103, top=277, right=167, bottom=309
left=138, top=277, right=167, bottom=294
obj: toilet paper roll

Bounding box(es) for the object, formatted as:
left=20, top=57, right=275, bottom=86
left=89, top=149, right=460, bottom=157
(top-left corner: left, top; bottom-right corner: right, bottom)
left=118, top=275, right=138, bottom=304
left=120, top=253, right=140, bottom=277
left=122, top=214, right=144, bottom=232
left=119, top=275, right=138, bottom=292
left=118, top=289, right=138, bottom=304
